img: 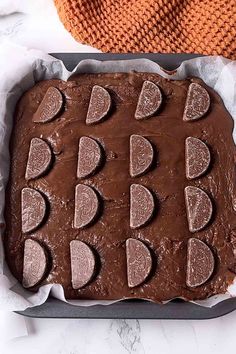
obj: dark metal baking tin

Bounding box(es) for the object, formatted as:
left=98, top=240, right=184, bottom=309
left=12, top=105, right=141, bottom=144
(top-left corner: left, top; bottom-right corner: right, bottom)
left=17, top=53, right=236, bottom=319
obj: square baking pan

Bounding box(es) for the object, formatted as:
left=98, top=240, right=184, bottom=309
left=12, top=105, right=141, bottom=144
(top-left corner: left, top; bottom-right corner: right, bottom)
left=16, top=53, right=236, bottom=319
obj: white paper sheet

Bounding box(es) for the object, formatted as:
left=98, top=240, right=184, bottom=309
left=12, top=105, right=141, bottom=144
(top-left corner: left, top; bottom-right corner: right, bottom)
left=0, top=41, right=236, bottom=312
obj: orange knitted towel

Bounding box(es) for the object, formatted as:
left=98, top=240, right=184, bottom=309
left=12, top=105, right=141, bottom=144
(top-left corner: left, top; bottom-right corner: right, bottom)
left=54, top=0, right=236, bottom=59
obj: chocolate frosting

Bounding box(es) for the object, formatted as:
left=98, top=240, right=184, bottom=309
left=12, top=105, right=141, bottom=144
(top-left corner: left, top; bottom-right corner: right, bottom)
left=4, top=72, right=236, bottom=302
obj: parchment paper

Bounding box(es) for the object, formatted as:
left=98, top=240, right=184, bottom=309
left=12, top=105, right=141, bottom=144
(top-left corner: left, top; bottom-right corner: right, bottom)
left=0, top=41, right=236, bottom=312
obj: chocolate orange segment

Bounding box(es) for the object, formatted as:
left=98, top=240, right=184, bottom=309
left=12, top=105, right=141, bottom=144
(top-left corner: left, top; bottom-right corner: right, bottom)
left=77, top=137, right=102, bottom=178
left=21, top=188, right=47, bottom=233
left=185, top=137, right=211, bottom=179
left=130, top=184, right=155, bottom=229
left=186, top=238, right=215, bottom=287
left=23, top=239, right=47, bottom=288
left=130, top=135, right=154, bottom=177
left=25, top=138, right=52, bottom=180
left=135, top=81, right=162, bottom=120
left=184, top=186, right=213, bottom=233
left=183, top=83, right=210, bottom=121
left=70, top=240, right=96, bottom=289
left=33, top=87, right=63, bottom=123
left=126, top=238, right=152, bottom=288
left=74, top=184, right=99, bottom=229
left=86, top=85, right=111, bottom=125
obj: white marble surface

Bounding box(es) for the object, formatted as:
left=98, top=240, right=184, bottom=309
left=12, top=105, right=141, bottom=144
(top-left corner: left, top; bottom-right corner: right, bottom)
left=0, top=0, right=99, bottom=53
left=1, top=1, right=236, bottom=353
left=2, top=310, right=236, bottom=354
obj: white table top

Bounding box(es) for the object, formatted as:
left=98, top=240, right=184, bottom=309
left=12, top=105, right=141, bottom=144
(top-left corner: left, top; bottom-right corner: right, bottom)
left=0, top=1, right=236, bottom=353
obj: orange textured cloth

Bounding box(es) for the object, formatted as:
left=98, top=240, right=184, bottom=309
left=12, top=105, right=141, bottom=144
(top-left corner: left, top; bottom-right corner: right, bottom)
left=54, top=0, right=236, bottom=59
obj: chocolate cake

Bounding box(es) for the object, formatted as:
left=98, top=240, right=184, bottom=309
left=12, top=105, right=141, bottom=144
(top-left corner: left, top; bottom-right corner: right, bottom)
left=4, top=72, right=236, bottom=302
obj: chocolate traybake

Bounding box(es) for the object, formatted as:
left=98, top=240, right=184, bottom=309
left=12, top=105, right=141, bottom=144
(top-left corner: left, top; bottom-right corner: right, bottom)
left=4, top=72, right=236, bottom=302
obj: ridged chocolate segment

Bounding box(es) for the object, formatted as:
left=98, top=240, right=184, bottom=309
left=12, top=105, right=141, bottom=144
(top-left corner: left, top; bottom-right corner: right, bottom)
left=74, top=184, right=99, bottom=229
left=187, top=238, right=215, bottom=287
left=185, top=186, right=213, bottom=233
left=33, top=87, right=63, bottom=123
left=70, top=240, right=96, bottom=289
left=183, top=83, right=210, bottom=121
left=130, top=135, right=154, bottom=177
left=126, top=238, right=152, bottom=287
left=23, top=239, right=47, bottom=288
left=130, top=184, right=155, bottom=229
left=77, top=137, right=102, bottom=178
left=135, top=81, right=162, bottom=120
left=25, top=138, right=52, bottom=180
left=21, top=188, right=47, bottom=233
left=86, top=85, right=111, bottom=125
left=185, top=137, right=211, bottom=179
